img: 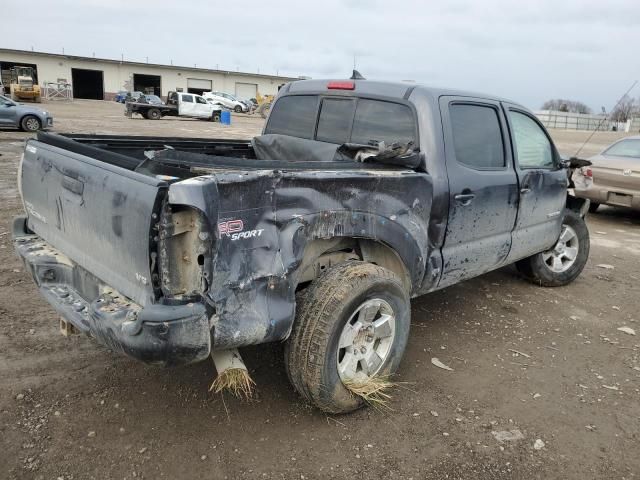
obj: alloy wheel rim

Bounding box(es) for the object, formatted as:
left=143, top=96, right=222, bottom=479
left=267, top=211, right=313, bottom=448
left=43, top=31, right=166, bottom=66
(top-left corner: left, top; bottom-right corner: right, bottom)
left=542, top=224, right=579, bottom=273
left=336, top=298, right=396, bottom=383
left=25, top=118, right=39, bottom=131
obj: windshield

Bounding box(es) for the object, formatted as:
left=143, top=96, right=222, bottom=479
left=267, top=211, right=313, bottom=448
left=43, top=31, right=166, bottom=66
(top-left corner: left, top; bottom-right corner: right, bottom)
left=0, top=95, right=14, bottom=106
left=604, top=139, right=640, bottom=158
left=265, top=95, right=417, bottom=146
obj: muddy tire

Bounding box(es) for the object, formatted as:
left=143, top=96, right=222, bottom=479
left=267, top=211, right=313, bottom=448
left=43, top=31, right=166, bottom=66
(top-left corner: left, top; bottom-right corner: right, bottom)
left=284, top=261, right=410, bottom=413
left=516, top=209, right=589, bottom=287
left=147, top=108, right=162, bottom=120
left=588, top=202, right=600, bottom=213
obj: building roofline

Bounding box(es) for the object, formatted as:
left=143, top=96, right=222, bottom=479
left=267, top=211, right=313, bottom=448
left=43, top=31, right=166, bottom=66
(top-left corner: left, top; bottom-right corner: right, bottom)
left=0, top=48, right=302, bottom=82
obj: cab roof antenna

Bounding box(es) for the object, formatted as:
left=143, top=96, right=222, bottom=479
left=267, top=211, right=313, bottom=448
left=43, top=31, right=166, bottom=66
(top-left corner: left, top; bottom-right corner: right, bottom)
left=350, top=70, right=365, bottom=80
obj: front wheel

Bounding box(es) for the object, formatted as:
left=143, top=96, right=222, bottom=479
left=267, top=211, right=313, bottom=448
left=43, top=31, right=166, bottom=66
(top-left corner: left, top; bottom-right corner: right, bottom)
left=20, top=115, right=41, bottom=132
left=285, top=261, right=410, bottom=413
left=234, top=105, right=243, bottom=113
left=516, top=209, right=590, bottom=287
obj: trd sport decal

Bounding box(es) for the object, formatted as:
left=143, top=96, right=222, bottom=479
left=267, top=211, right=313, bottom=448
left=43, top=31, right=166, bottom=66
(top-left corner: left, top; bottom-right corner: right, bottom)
left=218, top=220, right=264, bottom=241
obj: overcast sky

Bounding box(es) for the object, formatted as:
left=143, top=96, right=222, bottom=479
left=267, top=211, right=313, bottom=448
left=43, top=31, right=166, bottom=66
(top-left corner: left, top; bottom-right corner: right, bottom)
left=3, top=0, right=639, bottom=110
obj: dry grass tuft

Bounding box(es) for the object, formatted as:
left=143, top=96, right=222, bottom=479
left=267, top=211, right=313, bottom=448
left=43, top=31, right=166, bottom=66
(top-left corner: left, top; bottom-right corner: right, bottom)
left=342, top=376, right=395, bottom=409
left=209, top=368, right=256, bottom=399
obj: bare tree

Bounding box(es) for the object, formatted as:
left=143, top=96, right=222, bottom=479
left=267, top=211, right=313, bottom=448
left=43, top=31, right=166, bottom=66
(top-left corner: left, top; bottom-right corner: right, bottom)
left=541, top=99, right=592, bottom=114
left=609, top=95, right=638, bottom=122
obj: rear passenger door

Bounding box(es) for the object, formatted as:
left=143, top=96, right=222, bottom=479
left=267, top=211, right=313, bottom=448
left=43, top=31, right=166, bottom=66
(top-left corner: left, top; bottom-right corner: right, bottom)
left=438, top=97, right=519, bottom=288
left=178, top=94, right=196, bottom=116
left=502, top=105, right=567, bottom=262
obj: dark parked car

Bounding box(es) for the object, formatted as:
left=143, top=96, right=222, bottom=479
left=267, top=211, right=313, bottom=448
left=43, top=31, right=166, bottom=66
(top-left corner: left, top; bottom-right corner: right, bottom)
left=13, top=78, right=590, bottom=413
left=0, top=94, right=53, bottom=131
left=117, top=91, right=144, bottom=103
left=144, top=94, right=164, bottom=105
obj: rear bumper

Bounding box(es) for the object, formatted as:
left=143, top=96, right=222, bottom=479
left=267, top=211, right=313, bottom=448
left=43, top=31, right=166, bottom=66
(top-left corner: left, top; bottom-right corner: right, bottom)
left=575, top=187, right=640, bottom=210
left=13, top=216, right=211, bottom=366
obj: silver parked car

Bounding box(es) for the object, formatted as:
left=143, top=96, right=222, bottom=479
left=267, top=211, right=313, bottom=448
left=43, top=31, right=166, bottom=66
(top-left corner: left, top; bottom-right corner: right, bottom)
left=0, top=94, right=53, bottom=131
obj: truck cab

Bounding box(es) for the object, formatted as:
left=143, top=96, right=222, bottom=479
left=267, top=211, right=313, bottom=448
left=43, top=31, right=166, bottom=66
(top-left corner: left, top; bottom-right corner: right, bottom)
left=167, top=91, right=219, bottom=119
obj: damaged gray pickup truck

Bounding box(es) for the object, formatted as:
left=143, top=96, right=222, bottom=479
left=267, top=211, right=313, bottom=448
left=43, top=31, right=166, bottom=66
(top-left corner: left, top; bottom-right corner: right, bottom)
left=13, top=78, right=590, bottom=413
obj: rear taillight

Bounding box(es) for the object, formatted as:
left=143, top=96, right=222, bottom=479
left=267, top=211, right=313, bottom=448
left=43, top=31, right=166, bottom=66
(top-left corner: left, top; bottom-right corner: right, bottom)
left=584, top=167, right=593, bottom=178
left=327, top=81, right=355, bottom=90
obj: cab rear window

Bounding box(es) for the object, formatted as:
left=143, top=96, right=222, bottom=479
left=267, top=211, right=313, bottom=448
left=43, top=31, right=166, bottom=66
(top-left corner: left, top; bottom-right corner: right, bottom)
left=265, top=95, right=416, bottom=146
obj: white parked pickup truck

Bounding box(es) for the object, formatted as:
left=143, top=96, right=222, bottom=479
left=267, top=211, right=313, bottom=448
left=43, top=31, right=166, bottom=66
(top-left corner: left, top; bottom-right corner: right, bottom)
left=126, top=91, right=222, bottom=121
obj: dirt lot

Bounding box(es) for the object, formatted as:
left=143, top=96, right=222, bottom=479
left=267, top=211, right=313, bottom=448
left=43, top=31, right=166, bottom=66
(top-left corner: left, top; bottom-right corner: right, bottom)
left=1, top=100, right=639, bottom=480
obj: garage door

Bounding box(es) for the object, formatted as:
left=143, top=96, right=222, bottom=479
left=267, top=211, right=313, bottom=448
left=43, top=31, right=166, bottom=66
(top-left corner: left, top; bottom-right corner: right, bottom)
left=187, top=78, right=212, bottom=90
left=235, top=82, right=257, bottom=100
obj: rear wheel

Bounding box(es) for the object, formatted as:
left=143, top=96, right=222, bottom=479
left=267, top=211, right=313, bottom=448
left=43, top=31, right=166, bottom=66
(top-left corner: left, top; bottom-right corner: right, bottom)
left=285, top=261, right=410, bottom=413
left=588, top=202, right=600, bottom=213
left=20, top=115, right=41, bottom=132
left=516, top=209, right=589, bottom=287
left=212, top=112, right=221, bottom=122
left=147, top=108, right=162, bottom=120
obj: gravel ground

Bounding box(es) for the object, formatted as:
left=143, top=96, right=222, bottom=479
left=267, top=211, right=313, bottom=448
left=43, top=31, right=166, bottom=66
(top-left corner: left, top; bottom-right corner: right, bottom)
left=1, top=100, right=639, bottom=480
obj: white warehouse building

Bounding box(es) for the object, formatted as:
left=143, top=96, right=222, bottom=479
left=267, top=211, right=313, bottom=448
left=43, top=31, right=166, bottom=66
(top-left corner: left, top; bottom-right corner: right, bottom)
left=0, top=48, right=301, bottom=101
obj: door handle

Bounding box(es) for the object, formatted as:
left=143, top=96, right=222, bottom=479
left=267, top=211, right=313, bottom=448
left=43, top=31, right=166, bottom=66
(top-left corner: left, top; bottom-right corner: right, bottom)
left=454, top=193, right=475, bottom=205
left=520, top=187, right=531, bottom=194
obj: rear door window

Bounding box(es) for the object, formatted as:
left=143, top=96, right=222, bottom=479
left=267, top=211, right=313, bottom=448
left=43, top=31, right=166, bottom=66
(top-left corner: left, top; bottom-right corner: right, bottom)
left=182, top=94, right=194, bottom=103
left=351, top=100, right=415, bottom=145
left=265, top=95, right=318, bottom=139
left=316, top=98, right=356, bottom=144
left=449, top=104, right=505, bottom=169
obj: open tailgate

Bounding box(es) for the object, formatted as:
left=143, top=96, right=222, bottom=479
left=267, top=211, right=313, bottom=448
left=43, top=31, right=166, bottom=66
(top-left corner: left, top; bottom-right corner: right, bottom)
left=19, top=138, right=166, bottom=306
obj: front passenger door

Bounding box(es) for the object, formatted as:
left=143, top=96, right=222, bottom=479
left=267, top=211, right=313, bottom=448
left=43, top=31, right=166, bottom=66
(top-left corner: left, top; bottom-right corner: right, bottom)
left=194, top=95, right=212, bottom=118
left=503, top=106, right=567, bottom=262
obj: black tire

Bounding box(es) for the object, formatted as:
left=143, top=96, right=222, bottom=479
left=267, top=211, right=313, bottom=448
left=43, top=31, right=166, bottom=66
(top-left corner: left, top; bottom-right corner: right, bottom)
left=147, top=108, right=162, bottom=120
left=234, top=105, right=243, bottom=113
left=588, top=202, right=600, bottom=213
left=20, top=115, right=41, bottom=132
left=212, top=113, right=221, bottom=122
left=516, top=209, right=590, bottom=287
left=284, top=261, right=410, bottom=413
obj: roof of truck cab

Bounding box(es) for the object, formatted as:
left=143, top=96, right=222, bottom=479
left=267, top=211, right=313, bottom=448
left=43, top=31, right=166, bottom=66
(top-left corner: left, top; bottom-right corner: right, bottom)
left=285, top=79, right=522, bottom=107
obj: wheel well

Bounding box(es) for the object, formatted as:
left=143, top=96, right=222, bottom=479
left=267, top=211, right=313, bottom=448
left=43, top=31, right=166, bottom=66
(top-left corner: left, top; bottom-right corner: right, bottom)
left=566, top=194, right=590, bottom=217
left=19, top=114, right=40, bottom=128
left=296, top=237, right=411, bottom=293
